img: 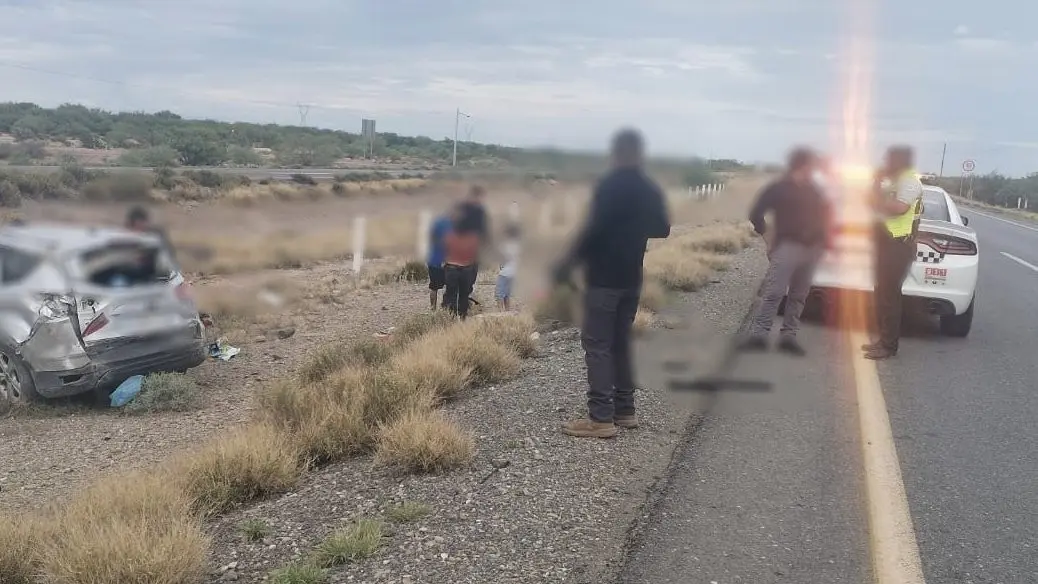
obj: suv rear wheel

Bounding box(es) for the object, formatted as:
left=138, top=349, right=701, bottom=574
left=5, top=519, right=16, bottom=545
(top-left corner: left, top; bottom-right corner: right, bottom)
left=0, top=347, right=40, bottom=408
left=940, top=297, right=975, bottom=337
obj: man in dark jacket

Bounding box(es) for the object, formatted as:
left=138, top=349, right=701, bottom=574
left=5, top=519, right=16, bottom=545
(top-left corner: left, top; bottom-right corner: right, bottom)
left=742, top=147, right=831, bottom=355
left=553, top=128, right=671, bottom=439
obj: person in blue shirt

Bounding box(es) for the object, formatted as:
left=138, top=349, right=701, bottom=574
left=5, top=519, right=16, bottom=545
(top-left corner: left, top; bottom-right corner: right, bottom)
left=427, top=212, right=454, bottom=310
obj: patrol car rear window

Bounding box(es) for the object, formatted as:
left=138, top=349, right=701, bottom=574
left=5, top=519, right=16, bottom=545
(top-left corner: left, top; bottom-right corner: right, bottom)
left=920, top=193, right=950, bottom=222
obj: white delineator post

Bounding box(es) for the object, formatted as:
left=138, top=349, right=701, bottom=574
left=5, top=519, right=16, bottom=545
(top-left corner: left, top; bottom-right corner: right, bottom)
left=416, top=209, right=432, bottom=260
left=352, top=215, right=366, bottom=274
left=1018, top=197, right=1023, bottom=209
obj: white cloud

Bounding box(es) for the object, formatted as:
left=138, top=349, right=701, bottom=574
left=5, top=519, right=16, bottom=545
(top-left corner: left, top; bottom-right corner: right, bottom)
left=1, top=0, right=1037, bottom=172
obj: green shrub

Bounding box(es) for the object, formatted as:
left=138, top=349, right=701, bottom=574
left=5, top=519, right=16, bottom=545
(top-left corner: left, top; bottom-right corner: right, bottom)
left=0, top=180, right=22, bottom=208
left=182, top=169, right=225, bottom=189
left=270, top=562, right=327, bottom=584
left=290, top=173, right=317, bottom=185
left=313, top=520, right=384, bottom=567
left=125, top=373, right=202, bottom=413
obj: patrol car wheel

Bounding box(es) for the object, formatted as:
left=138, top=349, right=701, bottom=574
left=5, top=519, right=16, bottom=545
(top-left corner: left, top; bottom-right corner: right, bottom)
left=939, top=297, right=974, bottom=338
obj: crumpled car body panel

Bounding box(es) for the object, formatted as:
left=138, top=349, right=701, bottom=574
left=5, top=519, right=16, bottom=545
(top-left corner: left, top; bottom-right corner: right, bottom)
left=0, top=225, right=208, bottom=399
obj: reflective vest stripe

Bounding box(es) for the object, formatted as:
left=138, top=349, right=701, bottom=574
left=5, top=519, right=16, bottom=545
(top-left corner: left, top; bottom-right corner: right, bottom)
left=884, top=169, right=922, bottom=238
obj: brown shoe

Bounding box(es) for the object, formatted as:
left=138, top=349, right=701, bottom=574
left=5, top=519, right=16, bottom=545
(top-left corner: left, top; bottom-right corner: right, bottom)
left=614, top=414, right=639, bottom=429
left=562, top=419, right=618, bottom=438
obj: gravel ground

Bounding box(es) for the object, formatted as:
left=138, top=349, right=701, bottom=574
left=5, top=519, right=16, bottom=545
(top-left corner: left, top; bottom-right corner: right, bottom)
left=0, top=259, right=503, bottom=513
left=204, top=246, right=768, bottom=584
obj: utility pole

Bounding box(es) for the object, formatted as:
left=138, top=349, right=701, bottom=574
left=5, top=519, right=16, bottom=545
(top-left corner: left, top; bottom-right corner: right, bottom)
left=939, top=143, right=947, bottom=178
left=297, top=103, right=310, bottom=127
left=452, top=108, right=470, bottom=167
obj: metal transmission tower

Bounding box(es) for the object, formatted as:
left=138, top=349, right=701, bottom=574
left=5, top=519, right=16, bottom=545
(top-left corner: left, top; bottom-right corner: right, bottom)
left=452, top=108, right=471, bottom=167
left=297, top=103, right=311, bottom=126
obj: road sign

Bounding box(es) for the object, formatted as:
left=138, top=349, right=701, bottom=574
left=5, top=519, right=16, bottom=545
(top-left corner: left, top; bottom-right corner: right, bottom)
left=962, top=159, right=976, bottom=173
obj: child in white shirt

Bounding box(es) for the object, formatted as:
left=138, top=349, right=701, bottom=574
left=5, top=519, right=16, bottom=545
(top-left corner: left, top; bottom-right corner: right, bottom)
left=495, top=224, right=521, bottom=311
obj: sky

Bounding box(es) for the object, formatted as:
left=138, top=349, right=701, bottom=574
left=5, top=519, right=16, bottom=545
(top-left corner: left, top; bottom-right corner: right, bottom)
left=0, top=0, right=1035, bottom=175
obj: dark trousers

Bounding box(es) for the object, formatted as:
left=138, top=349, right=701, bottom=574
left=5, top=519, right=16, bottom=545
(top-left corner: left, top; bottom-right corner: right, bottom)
left=581, top=286, right=640, bottom=423
left=874, top=229, right=916, bottom=351
left=444, top=264, right=476, bottom=319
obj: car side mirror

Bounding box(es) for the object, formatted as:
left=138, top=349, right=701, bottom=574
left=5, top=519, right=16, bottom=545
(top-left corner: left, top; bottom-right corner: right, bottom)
left=962, top=216, right=969, bottom=226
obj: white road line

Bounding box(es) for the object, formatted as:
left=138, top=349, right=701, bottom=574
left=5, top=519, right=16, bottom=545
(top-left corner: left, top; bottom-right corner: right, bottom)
left=967, top=209, right=1038, bottom=233
left=1000, top=251, right=1038, bottom=273
left=849, top=330, right=927, bottom=584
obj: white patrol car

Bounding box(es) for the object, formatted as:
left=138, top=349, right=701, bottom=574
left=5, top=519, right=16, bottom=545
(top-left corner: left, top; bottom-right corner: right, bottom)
left=809, top=170, right=979, bottom=337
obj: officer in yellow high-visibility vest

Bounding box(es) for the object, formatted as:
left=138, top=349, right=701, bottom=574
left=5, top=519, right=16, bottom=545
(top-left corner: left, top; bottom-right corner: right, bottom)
left=863, top=145, right=923, bottom=360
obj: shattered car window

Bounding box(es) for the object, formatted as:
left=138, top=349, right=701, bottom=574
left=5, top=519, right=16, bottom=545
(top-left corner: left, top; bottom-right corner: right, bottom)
left=76, top=242, right=177, bottom=288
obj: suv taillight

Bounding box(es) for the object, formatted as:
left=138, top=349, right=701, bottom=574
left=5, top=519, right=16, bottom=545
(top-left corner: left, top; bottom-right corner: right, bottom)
left=918, top=232, right=977, bottom=256
left=82, top=313, right=109, bottom=337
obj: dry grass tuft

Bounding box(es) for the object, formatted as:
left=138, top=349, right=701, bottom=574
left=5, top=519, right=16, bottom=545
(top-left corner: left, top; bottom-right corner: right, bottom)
left=633, top=308, right=656, bottom=335
left=638, top=278, right=668, bottom=312
left=297, top=337, right=393, bottom=383
left=313, top=519, right=385, bottom=567
left=37, top=472, right=209, bottom=584
left=173, top=423, right=303, bottom=516
left=391, top=310, right=454, bottom=345
left=672, top=222, right=754, bottom=253
left=405, top=323, right=522, bottom=390
left=389, top=345, right=475, bottom=400
left=643, top=246, right=715, bottom=292
left=256, top=377, right=371, bottom=463
left=374, top=410, right=476, bottom=473
left=471, top=313, right=538, bottom=358
left=0, top=514, right=44, bottom=584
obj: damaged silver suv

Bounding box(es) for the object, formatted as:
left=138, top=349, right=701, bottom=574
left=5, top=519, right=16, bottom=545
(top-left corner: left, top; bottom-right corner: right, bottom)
left=0, top=223, right=207, bottom=406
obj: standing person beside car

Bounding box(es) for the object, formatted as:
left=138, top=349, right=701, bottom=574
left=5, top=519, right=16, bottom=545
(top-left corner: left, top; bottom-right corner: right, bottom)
left=741, top=147, right=831, bottom=356
left=125, top=205, right=176, bottom=262
left=862, top=145, right=923, bottom=360
left=456, top=185, right=491, bottom=286
left=426, top=211, right=453, bottom=310
left=551, top=128, right=671, bottom=439
left=441, top=206, right=481, bottom=319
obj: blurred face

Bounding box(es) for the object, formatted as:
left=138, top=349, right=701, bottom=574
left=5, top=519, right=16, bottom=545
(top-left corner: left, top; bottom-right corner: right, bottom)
left=128, top=218, right=148, bottom=231
left=790, top=157, right=816, bottom=183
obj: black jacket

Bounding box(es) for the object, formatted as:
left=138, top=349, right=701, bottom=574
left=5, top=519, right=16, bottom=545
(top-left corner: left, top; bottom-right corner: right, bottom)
left=566, top=167, right=671, bottom=289
left=749, top=177, right=831, bottom=247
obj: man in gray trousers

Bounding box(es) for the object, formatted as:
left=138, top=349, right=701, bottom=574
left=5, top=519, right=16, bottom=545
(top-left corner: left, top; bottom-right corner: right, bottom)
left=741, top=147, right=832, bottom=356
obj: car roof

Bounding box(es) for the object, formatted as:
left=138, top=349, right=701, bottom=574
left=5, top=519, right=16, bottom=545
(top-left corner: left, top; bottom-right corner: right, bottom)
left=0, top=222, right=161, bottom=255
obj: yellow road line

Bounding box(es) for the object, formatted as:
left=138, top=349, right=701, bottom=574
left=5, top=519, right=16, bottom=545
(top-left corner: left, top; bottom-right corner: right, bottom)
left=849, top=330, right=926, bottom=584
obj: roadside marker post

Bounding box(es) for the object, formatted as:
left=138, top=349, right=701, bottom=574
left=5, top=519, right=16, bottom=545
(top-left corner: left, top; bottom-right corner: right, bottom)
left=352, top=215, right=366, bottom=275
left=417, top=209, right=432, bottom=261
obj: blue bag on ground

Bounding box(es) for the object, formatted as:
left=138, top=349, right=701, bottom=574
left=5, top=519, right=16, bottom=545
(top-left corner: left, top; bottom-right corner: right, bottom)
left=109, top=375, right=144, bottom=407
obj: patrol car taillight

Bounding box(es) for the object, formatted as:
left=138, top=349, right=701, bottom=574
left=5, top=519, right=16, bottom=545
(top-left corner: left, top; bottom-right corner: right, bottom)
left=918, top=233, right=977, bottom=256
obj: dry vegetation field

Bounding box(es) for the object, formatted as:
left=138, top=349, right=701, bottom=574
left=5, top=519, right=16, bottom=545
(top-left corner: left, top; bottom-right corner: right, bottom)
left=0, top=174, right=765, bottom=584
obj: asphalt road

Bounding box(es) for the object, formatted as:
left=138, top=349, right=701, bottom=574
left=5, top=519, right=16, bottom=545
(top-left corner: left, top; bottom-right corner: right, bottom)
left=622, top=210, right=1038, bottom=583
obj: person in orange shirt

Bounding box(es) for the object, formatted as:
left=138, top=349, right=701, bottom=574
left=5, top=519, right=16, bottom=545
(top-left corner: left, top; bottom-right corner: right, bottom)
left=442, top=206, right=481, bottom=319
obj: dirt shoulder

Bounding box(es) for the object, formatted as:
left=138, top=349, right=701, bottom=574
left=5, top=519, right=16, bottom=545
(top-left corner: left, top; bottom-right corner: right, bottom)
left=201, top=246, right=767, bottom=583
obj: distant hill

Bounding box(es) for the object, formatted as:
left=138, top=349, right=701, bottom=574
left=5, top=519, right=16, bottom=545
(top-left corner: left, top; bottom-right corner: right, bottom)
left=0, top=102, right=754, bottom=189
left=0, top=102, right=536, bottom=169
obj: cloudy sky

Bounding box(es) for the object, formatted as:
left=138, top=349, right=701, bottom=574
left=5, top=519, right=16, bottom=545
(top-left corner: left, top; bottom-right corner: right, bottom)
left=0, top=0, right=1033, bottom=174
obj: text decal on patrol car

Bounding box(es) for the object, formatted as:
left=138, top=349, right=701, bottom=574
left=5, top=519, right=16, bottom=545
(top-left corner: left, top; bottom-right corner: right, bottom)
left=924, top=267, right=947, bottom=283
